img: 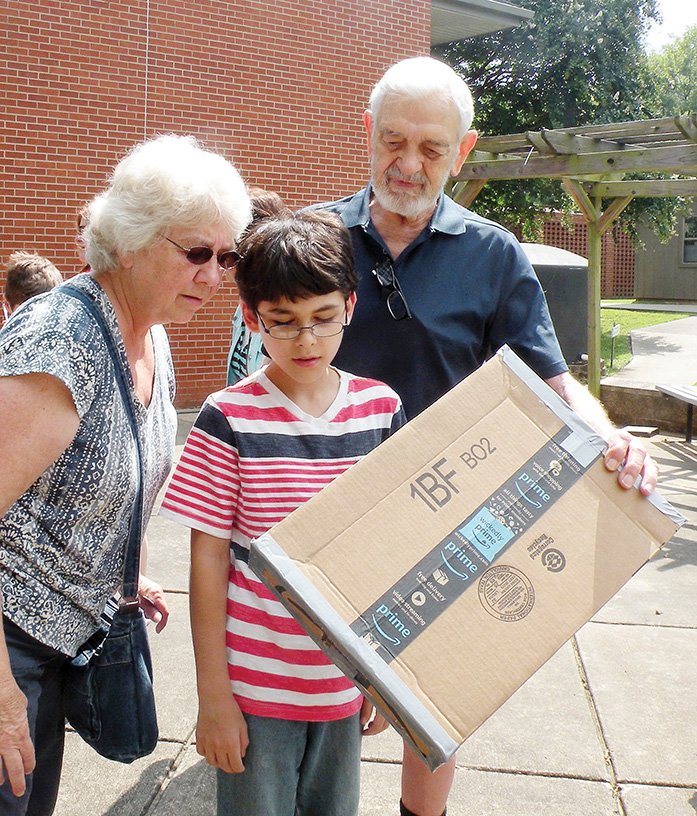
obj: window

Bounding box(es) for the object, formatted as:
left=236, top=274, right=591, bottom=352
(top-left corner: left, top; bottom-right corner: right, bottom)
left=683, top=216, right=697, bottom=265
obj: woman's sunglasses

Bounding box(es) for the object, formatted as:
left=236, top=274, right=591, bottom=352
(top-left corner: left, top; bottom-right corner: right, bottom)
left=161, top=235, right=240, bottom=270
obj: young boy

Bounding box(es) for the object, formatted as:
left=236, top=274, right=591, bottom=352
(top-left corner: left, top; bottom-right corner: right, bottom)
left=161, top=210, right=405, bottom=816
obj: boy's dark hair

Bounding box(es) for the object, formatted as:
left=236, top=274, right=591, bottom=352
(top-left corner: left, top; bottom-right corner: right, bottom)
left=247, top=187, right=292, bottom=222
left=4, top=251, right=63, bottom=309
left=234, top=210, right=357, bottom=311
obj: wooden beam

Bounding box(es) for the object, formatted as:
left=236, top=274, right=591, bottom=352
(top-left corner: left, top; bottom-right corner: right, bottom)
left=468, top=149, right=522, bottom=162
left=473, top=134, right=532, bottom=153
left=474, top=117, right=692, bottom=152
left=587, top=202, right=603, bottom=398
left=451, top=179, right=487, bottom=208
left=618, top=131, right=692, bottom=145
left=539, top=130, right=627, bottom=155
left=675, top=114, right=697, bottom=142
left=562, top=179, right=600, bottom=222
left=590, top=179, right=697, bottom=197
left=597, top=196, right=634, bottom=235
left=534, top=115, right=690, bottom=140
left=525, top=131, right=557, bottom=155
left=457, top=143, right=697, bottom=181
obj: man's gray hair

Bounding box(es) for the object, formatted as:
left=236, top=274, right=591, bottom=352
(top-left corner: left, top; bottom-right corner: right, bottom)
left=86, top=134, right=251, bottom=274
left=368, top=57, right=475, bottom=139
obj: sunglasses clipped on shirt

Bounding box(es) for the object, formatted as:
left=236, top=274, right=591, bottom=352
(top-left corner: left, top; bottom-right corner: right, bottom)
left=161, top=235, right=241, bottom=270
left=372, top=258, right=412, bottom=321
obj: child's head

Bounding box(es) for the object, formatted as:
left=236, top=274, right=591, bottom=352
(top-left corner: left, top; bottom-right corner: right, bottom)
left=4, top=251, right=63, bottom=314
left=247, top=187, right=291, bottom=223
left=234, top=210, right=357, bottom=312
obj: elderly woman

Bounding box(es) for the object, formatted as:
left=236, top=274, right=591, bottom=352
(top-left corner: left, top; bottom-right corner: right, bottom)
left=0, top=134, right=250, bottom=815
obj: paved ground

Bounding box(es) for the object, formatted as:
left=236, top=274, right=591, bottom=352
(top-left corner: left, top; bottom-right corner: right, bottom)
left=603, top=301, right=697, bottom=315
left=53, top=433, right=697, bottom=816
left=602, top=311, right=697, bottom=388
left=53, top=317, right=697, bottom=816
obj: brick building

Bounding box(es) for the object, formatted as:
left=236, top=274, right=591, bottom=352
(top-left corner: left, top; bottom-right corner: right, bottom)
left=2, top=0, right=433, bottom=406
left=8, top=1, right=611, bottom=407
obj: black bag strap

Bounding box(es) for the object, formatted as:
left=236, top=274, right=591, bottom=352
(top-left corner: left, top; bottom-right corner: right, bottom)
left=62, top=284, right=143, bottom=608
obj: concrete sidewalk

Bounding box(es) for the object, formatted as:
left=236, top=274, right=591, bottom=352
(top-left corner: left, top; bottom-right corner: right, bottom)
left=602, top=315, right=697, bottom=388
left=52, top=413, right=697, bottom=816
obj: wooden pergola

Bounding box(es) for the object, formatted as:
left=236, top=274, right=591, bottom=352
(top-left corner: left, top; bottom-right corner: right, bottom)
left=452, top=115, right=697, bottom=396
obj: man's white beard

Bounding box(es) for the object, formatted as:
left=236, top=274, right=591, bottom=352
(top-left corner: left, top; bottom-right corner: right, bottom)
left=371, top=162, right=448, bottom=220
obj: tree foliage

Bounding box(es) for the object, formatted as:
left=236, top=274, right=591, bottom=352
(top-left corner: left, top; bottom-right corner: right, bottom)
left=434, top=0, right=686, bottom=242
left=649, top=26, right=697, bottom=116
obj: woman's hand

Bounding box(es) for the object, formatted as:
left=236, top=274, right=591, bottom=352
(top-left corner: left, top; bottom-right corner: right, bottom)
left=137, top=575, right=169, bottom=633
left=0, top=677, right=34, bottom=797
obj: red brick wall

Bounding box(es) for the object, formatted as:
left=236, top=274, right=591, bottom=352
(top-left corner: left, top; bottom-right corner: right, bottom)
left=542, top=214, right=635, bottom=298
left=1, top=0, right=430, bottom=407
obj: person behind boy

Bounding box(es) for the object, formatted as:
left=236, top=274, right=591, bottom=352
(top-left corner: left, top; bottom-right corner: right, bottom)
left=226, top=187, right=291, bottom=385
left=74, top=203, right=91, bottom=273
left=161, top=209, right=405, bottom=816
left=2, top=251, right=63, bottom=321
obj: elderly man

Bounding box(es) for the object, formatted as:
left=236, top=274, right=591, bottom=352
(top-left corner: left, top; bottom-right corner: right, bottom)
left=319, top=56, right=656, bottom=816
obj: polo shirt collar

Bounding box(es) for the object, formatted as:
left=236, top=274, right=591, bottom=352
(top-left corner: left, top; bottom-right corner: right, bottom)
left=430, top=190, right=468, bottom=235
left=345, top=184, right=467, bottom=236
left=341, top=185, right=373, bottom=229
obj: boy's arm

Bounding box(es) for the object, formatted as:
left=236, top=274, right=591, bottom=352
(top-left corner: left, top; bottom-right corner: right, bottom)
left=190, top=529, right=248, bottom=773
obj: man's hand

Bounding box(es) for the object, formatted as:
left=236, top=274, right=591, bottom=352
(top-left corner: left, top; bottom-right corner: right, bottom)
left=359, top=696, right=389, bottom=736
left=138, top=575, right=169, bottom=633
left=0, top=678, right=34, bottom=797
left=604, top=428, right=657, bottom=496
left=545, top=373, right=658, bottom=496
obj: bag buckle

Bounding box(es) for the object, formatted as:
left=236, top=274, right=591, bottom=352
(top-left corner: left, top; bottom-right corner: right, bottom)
left=118, top=596, right=141, bottom=615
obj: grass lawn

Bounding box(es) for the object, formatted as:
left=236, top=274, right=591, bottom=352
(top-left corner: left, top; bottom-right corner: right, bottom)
left=601, top=307, right=692, bottom=375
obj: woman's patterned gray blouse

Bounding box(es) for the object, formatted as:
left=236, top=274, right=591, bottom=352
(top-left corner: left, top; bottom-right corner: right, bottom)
left=0, top=275, right=177, bottom=655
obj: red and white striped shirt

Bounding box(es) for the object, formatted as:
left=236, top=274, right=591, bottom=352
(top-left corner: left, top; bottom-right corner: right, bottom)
left=161, top=367, right=404, bottom=721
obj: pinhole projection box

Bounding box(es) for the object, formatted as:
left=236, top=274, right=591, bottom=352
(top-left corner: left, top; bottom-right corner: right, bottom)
left=250, top=346, right=684, bottom=771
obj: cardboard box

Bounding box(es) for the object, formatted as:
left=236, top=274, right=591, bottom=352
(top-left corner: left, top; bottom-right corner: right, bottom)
left=250, top=347, right=684, bottom=770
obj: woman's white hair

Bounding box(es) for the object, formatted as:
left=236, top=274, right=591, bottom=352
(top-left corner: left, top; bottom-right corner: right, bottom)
left=368, top=57, right=475, bottom=139
left=86, top=134, right=251, bottom=274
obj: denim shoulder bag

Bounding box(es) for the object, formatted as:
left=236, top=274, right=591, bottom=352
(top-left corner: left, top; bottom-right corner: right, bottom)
left=61, top=284, right=158, bottom=763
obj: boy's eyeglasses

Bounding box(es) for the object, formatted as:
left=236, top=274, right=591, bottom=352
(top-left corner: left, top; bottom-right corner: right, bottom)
left=160, top=235, right=240, bottom=270
left=256, top=310, right=348, bottom=340
left=371, top=259, right=411, bottom=321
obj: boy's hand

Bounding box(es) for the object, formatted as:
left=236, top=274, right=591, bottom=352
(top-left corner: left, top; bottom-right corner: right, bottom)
left=196, top=695, right=249, bottom=773
left=359, top=696, right=389, bottom=736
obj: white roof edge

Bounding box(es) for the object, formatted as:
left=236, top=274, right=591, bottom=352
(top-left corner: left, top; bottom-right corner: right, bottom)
left=432, top=0, right=534, bottom=23
left=431, top=0, right=534, bottom=47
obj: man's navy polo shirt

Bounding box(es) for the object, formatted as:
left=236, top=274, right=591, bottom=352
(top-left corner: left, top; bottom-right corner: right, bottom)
left=322, top=186, right=568, bottom=420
